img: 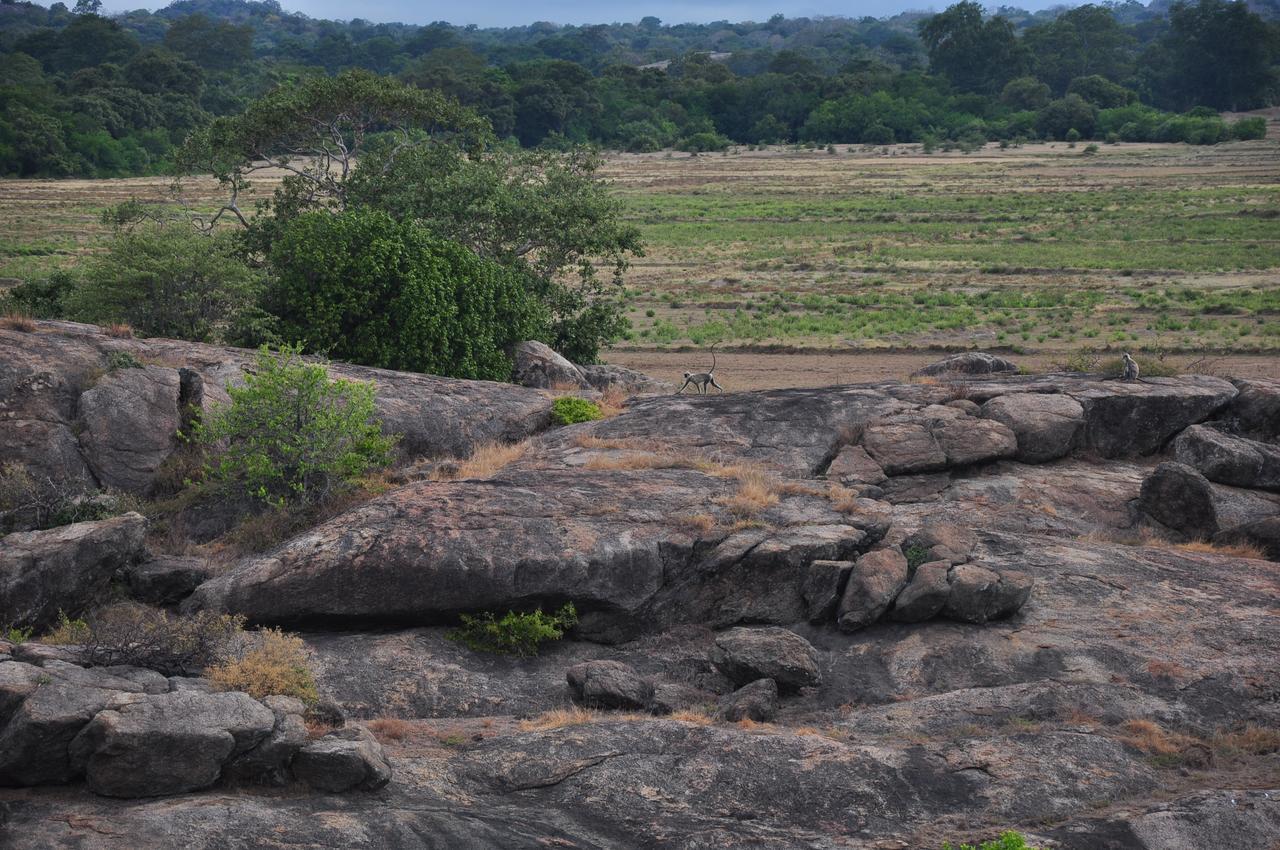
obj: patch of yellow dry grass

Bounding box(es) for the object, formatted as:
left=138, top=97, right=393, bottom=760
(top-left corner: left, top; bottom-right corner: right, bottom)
left=719, top=468, right=780, bottom=518
left=367, top=717, right=414, bottom=743
left=1168, top=539, right=1266, bottom=560
left=519, top=707, right=650, bottom=731
left=596, top=386, right=629, bottom=418
left=103, top=322, right=133, bottom=338
left=0, top=313, right=36, bottom=332
left=434, top=439, right=530, bottom=481
left=669, top=708, right=714, bottom=725
left=1214, top=724, right=1280, bottom=757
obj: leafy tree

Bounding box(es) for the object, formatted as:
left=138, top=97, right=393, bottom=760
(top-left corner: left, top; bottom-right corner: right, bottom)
left=69, top=223, right=266, bottom=342
left=1036, top=94, right=1098, bottom=140
left=1067, top=74, right=1137, bottom=108
left=177, top=69, right=486, bottom=232
left=1024, top=5, right=1135, bottom=94
left=163, top=13, right=253, bottom=70
left=195, top=345, right=396, bottom=508
left=918, top=2, right=1030, bottom=95
left=266, top=209, right=545, bottom=381
left=1143, top=0, right=1278, bottom=111
left=1000, top=76, right=1051, bottom=111
left=348, top=142, right=641, bottom=364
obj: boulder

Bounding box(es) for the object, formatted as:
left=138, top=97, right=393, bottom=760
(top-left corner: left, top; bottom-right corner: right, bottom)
left=647, top=682, right=713, bottom=715
left=577, top=363, right=672, bottom=395
left=943, top=565, right=1033, bottom=624
left=912, top=352, right=1020, bottom=377
left=0, top=513, right=147, bottom=630
left=224, top=695, right=308, bottom=786
left=982, top=393, right=1085, bottom=463
left=292, top=726, right=392, bottom=792
left=902, top=520, right=979, bottom=563
left=1225, top=377, right=1280, bottom=442
left=716, top=678, right=778, bottom=722
left=1173, top=424, right=1280, bottom=492
left=1214, top=516, right=1280, bottom=561
left=0, top=682, right=128, bottom=786
left=862, top=421, right=947, bottom=475
left=69, top=690, right=275, bottom=797
left=927, top=407, right=1018, bottom=467
left=825, top=444, right=886, bottom=485
left=710, top=627, right=820, bottom=692
left=1070, top=377, right=1236, bottom=458
left=511, top=341, right=590, bottom=390
left=888, top=561, right=951, bottom=623
left=566, top=660, right=653, bottom=710
left=186, top=464, right=884, bottom=640
left=801, top=559, right=854, bottom=623
left=0, top=660, right=45, bottom=726
left=76, top=365, right=182, bottom=496
left=123, top=556, right=215, bottom=605
left=837, top=548, right=909, bottom=632
left=1139, top=462, right=1220, bottom=539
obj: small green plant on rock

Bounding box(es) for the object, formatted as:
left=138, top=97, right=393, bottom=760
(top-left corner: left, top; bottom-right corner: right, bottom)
left=448, top=603, right=578, bottom=658
left=105, top=350, right=142, bottom=371
left=4, top=625, right=33, bottom=645
left=551, top=397, right=603, bottom=426
left=943, top=831, right=1044, bottom=850
left=904, top=544, right=931, bottom=570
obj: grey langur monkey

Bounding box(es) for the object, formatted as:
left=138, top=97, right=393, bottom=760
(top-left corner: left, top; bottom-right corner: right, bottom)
left=1121, top=352, right=1140, bottom=381
left=677, top=348, right=723, bottom=394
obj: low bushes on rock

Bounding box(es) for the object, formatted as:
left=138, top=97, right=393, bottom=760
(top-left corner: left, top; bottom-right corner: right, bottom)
left=448, top=603, right=578, bottom=658
left=194, top=346, right=396, bottom=509
left=44, top=602, right=245, bottom=676
left=551, top=396, right=603, bottom=426
left=208, top=628, right=319, bottom=706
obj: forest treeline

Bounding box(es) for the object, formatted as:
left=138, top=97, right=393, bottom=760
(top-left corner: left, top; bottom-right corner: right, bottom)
left=0, top=0, right=1277, bottom=177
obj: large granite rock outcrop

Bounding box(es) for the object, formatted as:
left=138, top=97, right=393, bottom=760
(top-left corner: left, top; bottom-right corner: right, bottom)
left=0, top=322, right=556, bottom=497
left=0, top=513, right=147, bottom=630
left=1173, top=424, right=1280, bottom=492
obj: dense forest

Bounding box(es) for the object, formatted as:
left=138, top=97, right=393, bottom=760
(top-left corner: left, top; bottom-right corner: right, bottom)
left=0, top=0, right=1277, bottom=176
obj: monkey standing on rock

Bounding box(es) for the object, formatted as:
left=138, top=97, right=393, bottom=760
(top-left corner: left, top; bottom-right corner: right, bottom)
left=677, top=347, right=723, bottom=394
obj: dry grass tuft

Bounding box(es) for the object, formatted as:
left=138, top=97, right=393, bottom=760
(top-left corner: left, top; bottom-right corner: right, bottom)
left=596, top=386, right=629, bottom=418
left=1214, top=724, right=1280, bottom=757
left=681, top=513, right=717, bottom=534
left=305, top=718, right=339, bottom=739
left=519, top=707, right=600, bottom=731
left=1169, top=539, right=1266, bottom=560
left=669, top=708, right=714, bottom=725
left=434, top=439, right=530, bottom=481
left=0, top=313, right=36, bottom=332
left=367, top=717, right=415, bottom=743
left=1119, top=719, right=1211, bottom=766
left=718, top=468, right=780, bottom=518
left=104, top=323, right=133, bottom=338
left=584, top=452, right=697, bottom=472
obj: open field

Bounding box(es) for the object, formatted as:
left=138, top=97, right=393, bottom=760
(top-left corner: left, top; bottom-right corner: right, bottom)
left=2, top=139, right=1278, bottom=384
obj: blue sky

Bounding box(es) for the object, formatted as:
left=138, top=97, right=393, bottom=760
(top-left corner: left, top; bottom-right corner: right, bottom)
left=106, top=0, right=1077, bottom=28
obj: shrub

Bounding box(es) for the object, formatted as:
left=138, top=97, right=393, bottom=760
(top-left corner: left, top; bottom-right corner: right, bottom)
left=68, top=224, right=267, bottom=343
left=943, top=832, right=1043, bottom=850
left=195, top=346, right=396, bottom=508
left=904, top=544, right=931, bottom=570
left=1082, top=143, right=1099, bottom=155
left=46, top=602, right=245, bottom=676
left=1230, top=117, right=1267, bottom=141
left=208, top=627, right=319, bottom=705
left=267, top=209, right=544, bottom=382
left=0, top=312, right=36, bottom=332
left=105, top=350, right=142, bottom=371
left=4, top=625, right=33, bottom=644
left=0, top=271, right=75, bottom=319
left=0, top=462, right=133, bottom=532
left=551, top=397, right=603, bottom=426
left=448, top=603, right=578, bottom=658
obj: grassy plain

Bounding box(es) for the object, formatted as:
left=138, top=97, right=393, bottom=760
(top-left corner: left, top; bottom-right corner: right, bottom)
left=2, top=138, right=1278, bottom=387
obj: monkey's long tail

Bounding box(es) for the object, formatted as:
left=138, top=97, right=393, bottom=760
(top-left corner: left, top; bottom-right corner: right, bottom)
left=709, top=342, right=718, bottom=375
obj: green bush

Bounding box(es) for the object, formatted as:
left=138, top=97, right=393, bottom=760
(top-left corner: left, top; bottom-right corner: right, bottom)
left=68, top=224, right=266, bottom=343
left=1230, top=117, right=1267, bottom=141
left=943, top=831, right=1043, bottom=850
left=551, top=396, right=603, bottom=425
left=105, top=351, right=142, bottom=371
left=448, top=603, right=578, bottom=658
left=4, top=625, right=33, bottom=645
left=904, top=544, right=931, bottom=570
left=267, top=209, right=544, bottom=382
left=194, top=345, right=396, bottom=508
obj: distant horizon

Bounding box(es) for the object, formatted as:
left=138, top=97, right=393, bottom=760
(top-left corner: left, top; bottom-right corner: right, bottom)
left=101, top=0, right=1082, bottom=29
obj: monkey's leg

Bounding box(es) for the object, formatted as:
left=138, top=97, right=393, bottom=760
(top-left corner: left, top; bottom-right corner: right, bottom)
left=710, top=377, right=724, bottom=393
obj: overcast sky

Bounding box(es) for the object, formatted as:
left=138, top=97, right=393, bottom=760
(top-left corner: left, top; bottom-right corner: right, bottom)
left=106, top=0, right=1077, bottom=28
